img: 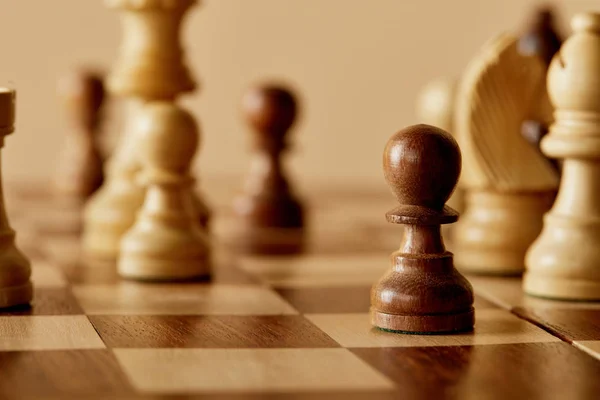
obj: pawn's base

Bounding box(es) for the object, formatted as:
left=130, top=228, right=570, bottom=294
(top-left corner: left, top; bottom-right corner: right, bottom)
left=231, top=226, right=305, bottom=255
left=0, top=281, right=33, bottom=309
left=370, top=308, right=474, bottom=334
left=118, top=255, right=211, bottom=281
left=453, top=190, right=554, bottom=276
left=523, top=274, right=600, bottom=301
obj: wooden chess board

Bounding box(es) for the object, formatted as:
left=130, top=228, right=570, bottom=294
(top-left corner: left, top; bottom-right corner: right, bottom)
left=2, top=179, right=600, bottom=399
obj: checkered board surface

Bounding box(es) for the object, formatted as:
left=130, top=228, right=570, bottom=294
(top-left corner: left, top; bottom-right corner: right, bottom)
left=2, top=179, right=600, bottom=400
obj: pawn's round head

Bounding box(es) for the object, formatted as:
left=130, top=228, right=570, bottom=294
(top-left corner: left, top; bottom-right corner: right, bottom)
left=136, top=102, right=199, bottom=174
left=242, top=84, right=297, bottom=138
left=383, top=124, right=461, bottom=210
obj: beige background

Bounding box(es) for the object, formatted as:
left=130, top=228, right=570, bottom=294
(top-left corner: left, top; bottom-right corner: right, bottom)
left=0, top=0, right=596, bottom=188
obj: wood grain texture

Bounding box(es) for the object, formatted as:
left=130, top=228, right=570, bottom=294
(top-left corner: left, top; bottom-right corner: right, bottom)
left=276, top=286, right=373, bottom=314
left=277, top=286, right=499, bottom=314
left=353, top=342, right=600, bottom=400
left=89, top=315, right=339, bottom=348
left=113, top=348, right=395, bottom=393
left=514, top=308, right=600, bottom=342
left=308, top=310, right=558, bottom=348
left=0, top=350, right=133, bottom=397
left=0, top=288, right=83, bottom=316
left=4, top=177, right=600, bottom=398
left=455, top=33, right=558, bottom=190
left=0, top=315, right=104, bottom=351
left=72, top=283, right=297, bottom=316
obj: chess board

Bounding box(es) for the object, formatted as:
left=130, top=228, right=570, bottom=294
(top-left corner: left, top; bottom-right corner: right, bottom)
left=2, top=178, right=600, bottom=400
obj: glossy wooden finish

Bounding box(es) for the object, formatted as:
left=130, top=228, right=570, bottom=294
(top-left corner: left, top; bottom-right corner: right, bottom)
left=2, top=179, right=600, bottom=398
left=233, top=84, right=305, bottom=254
left=514, top=308, right=600, bottom=342
left=0, top=350, right=133, bottom=397
left=89, top=315, right=339, bottom=348
left=371, top=124, right=474, bottom=334
left=352, top=342, right=600, bottom=400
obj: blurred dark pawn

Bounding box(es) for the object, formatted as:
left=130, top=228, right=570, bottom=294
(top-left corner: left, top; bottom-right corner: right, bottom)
left=519, top=7, right=562, bottom=173
left=54, top=68, right=105, bottom=201
left=518, top=7, right=562, bottom=66
left=232, top=83, right=306, bottom=255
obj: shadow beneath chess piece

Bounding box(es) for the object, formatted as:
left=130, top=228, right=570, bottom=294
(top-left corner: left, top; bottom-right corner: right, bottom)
left=232, top=84, right=306, bottom=255
left=371, top=124, right=474, bottom=334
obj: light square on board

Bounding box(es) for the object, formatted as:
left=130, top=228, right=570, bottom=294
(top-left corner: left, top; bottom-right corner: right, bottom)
left=0, top=350, right=133, bottom=398
left=72, top=283, right=296, bottom=315
left=469, top=275, right=600, bottom=311
left=513, top=308, right=600, bottom=342
left=574, top=341, right=600, bottom=361
left=239, top=254, right=389, bottom=288
left=0, top=315, right=104, bottom=351
left=306, top=309, right=559, bottom=348
left=114, top=348, right=395, bottom=393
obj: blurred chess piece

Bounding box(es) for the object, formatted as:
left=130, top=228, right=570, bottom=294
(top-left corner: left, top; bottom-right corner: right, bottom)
left=525, top=13, right=600, bottom=300
left=84, top=0, right=209, bottom=259
left=371, top=124, right=474, bottom=334
left=519, top=6, right=563, bottom=172
left=453, top=33, right=559, bottom=275
left=53, top=68, right=105, bottom=202
left=119, top=102, right=210, bottom=280
left=231, top=84, right=306, bottom=254
left=416, top=78, right=463, bottom=241
left=0, top=89, right=33, bottom=308
left=518, top=6, right=562, bottom=66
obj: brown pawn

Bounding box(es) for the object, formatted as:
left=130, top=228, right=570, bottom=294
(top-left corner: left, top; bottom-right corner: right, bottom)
left=54, top=68, right=105, bottom=200
left=233, top=84, right=305, bottom=254
left=371, top=124, right=474, bottom=334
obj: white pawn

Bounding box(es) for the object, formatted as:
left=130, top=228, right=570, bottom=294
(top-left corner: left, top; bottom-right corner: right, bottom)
left=525, top=13, right=600, bottom=300
left=118, top=102, right=210, bottom=280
